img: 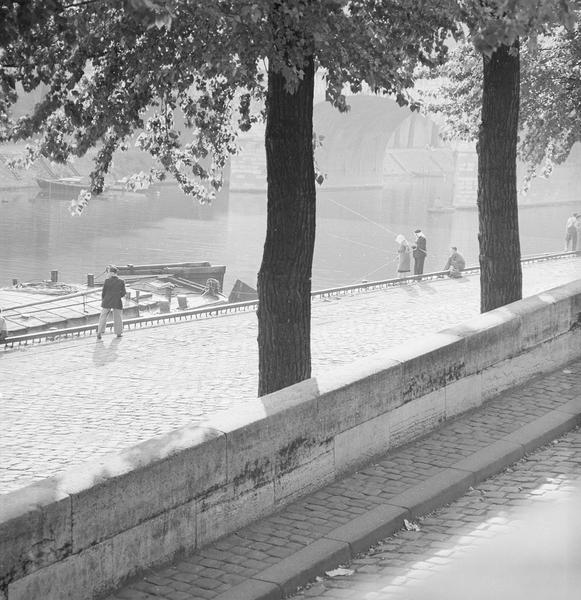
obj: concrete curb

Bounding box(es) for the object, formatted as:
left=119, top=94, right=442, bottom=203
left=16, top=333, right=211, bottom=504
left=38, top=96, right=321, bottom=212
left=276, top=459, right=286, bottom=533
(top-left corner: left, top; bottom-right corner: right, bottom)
left=386, top=468, right=475, bottom=519
left=325, top=504, right=409, bottom=555
left=253, top=539, right=351, bottom=597
left=213, top=579, right=280, bottom=600
left=219, top=407, right=581, bottom=600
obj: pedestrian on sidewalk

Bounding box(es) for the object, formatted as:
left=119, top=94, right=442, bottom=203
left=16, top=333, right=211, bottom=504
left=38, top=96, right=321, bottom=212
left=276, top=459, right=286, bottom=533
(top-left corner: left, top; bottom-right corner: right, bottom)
left=412, top=228, right=427, bottom=275
left=97, top=265, right=126, bottom=340
left=443, top=246, right=466, bottom=278
left=395, top=234, right=412, bottom=278
left=0, top=308, right=8, bottom=342
left=565, top=213, right=578, bottom=251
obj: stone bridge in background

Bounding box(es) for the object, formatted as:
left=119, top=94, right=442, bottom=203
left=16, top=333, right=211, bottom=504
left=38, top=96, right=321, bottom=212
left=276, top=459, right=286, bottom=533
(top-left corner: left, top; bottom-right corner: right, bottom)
left=230, top=94, right=455, bottom=197
left=230, top=92, right=581, bottom=209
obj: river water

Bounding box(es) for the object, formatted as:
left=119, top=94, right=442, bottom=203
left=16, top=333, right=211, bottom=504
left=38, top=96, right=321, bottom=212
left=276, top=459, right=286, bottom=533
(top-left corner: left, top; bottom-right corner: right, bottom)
left=0, top=180, right=574, bottom=295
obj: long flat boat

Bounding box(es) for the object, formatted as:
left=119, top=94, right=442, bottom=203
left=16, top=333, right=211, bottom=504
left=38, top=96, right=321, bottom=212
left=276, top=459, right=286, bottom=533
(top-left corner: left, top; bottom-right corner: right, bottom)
left=116, top=262, right=226, bottom=290
left=2, top=261, right=228, bottom=338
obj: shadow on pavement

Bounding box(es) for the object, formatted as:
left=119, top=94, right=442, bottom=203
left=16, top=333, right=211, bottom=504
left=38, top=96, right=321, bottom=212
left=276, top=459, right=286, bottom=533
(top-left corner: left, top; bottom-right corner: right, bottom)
left=92, top=337, right=121, bottom=367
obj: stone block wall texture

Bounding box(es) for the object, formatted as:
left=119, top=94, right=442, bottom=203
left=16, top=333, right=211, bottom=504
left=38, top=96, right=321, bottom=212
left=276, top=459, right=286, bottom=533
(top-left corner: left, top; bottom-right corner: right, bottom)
left=1, top=279, right=581, bottom=600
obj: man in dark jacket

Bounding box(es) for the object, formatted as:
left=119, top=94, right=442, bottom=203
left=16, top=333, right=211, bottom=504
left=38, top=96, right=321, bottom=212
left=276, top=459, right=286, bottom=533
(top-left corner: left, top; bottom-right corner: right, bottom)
left=97, top=265, right=126, bottom=339
left=412, top=229, right=427, bottom=275
left=444, top=246, right=466, bottom=278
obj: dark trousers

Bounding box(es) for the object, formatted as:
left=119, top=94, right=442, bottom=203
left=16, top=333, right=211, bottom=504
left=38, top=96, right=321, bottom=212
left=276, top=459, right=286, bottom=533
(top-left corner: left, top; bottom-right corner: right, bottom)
left=414, top=256, right=425, bottom=275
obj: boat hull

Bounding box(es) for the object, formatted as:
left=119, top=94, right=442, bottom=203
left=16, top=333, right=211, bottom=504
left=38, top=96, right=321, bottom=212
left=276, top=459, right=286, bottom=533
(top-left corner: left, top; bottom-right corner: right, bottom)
left=36, top=177, right=88, bottom=196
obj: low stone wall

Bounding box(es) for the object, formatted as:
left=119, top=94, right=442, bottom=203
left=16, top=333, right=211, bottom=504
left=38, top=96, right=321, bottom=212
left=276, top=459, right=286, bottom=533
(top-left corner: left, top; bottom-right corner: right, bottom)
left=1, top=280, right=581, bottom=600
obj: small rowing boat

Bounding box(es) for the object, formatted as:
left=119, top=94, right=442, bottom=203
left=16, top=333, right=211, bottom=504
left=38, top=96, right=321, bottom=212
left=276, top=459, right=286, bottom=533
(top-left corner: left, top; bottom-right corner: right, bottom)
left=36, top=176, right=93, bottom=196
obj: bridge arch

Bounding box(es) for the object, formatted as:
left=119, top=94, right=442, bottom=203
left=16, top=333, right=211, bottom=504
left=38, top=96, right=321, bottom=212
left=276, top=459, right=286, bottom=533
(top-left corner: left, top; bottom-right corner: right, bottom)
left=314, top=95, right=453, bottom=189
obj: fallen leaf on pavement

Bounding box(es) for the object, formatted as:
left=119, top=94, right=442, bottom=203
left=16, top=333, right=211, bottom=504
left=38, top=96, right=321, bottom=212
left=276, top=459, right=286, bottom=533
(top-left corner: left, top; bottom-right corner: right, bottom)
left=325, top=567, right=354, bottom=577
left=404, top=518, right=421, bottom=531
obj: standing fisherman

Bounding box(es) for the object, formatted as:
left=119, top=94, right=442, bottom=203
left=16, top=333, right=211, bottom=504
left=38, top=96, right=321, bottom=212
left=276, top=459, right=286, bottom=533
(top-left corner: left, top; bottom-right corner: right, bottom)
left=412, top=229, right=427, bottom=275
left=395, top=234, right=412, bottom=278
left=565, top=213, right=578, bottom=251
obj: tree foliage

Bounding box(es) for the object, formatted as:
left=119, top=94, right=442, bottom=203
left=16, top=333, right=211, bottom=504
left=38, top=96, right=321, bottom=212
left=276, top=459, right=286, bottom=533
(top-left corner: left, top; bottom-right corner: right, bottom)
left=446, top=0, right=575, bottom=53
left=0, top=1, right=66, bottom=45
left=520, top=25, right=581, bottom=182
left=0, top=0, right=455, bottom=212
left=420, top=19, right=581, bottom=188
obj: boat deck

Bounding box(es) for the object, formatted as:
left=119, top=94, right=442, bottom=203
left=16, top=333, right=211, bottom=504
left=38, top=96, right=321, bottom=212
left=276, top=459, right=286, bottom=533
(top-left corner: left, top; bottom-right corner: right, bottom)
left=0, top=288, right=105, bottom=334
left=1, top=261, right=228, bottom=336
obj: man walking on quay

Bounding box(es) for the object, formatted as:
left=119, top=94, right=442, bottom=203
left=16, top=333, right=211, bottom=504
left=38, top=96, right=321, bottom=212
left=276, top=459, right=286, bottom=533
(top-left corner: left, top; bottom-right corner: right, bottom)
left=413, top=228, right=427, bottom=275
left=97, top=265, right=126, bottom=340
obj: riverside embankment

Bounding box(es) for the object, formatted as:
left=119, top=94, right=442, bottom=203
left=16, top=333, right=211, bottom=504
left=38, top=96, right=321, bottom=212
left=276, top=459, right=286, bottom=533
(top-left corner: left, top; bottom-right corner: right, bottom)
left=1, top=255, right=579, bottom=495
left=1, top=259, right=580, bottom=600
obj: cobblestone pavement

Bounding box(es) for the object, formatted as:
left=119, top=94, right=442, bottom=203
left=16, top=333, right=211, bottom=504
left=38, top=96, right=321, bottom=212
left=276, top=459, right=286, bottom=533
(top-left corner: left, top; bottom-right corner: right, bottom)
left=1, top=257, right=580, bottom=493
left=106, top=360, right=581, bottom=600
left=288, top=433, right=581, bottom=600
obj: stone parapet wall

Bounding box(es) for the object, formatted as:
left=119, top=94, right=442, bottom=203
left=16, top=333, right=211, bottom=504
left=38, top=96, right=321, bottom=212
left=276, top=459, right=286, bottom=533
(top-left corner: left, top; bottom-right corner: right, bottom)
left=1, top=280, right=581, bottom=600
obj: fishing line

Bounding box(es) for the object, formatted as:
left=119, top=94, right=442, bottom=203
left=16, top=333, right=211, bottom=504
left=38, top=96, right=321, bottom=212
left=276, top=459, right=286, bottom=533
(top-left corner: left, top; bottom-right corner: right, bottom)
left=320, top=196, right=415, bottom=285
left=323, top=196, right=399, bottom=237
left=94, top=268, right=109, bottom=282
left=322, top=231, right=387, bottom=254
left=351, top=259, right=397, bottom=286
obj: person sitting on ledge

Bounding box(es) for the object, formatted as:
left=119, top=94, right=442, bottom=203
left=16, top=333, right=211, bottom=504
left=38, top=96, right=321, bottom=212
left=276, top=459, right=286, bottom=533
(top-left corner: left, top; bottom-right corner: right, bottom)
left=443, top=246, right=466, bottom=278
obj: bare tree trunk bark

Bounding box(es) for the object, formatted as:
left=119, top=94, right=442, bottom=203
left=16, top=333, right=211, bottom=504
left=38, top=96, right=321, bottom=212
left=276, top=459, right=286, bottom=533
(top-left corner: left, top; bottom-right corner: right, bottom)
left=478, top=40, right=522, bottom=313
left=257, top=55, right=316, bottom=396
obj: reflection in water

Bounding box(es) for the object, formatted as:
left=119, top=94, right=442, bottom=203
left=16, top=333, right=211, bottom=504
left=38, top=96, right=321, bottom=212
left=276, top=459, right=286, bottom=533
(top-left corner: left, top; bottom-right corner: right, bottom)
left=0, top=181, right=574, bottom=294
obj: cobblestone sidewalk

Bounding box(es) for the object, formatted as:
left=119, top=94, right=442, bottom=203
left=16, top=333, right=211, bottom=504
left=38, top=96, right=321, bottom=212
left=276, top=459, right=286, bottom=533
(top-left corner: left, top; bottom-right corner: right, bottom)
left=106, top=358, right=581, bottom=600
left=1, top=257, right=579, bottom=494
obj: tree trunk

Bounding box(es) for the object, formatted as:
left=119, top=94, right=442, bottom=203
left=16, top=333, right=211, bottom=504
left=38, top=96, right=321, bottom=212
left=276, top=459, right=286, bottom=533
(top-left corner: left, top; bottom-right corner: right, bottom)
left=477, top=41, right=522, bottom=313
left=257, top=56, right=316, bottom=396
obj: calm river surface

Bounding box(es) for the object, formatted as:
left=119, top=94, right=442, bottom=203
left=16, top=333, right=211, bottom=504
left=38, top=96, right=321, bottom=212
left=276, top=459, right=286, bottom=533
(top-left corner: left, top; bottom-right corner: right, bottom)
left=0, top=180, right=574, bottom=295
